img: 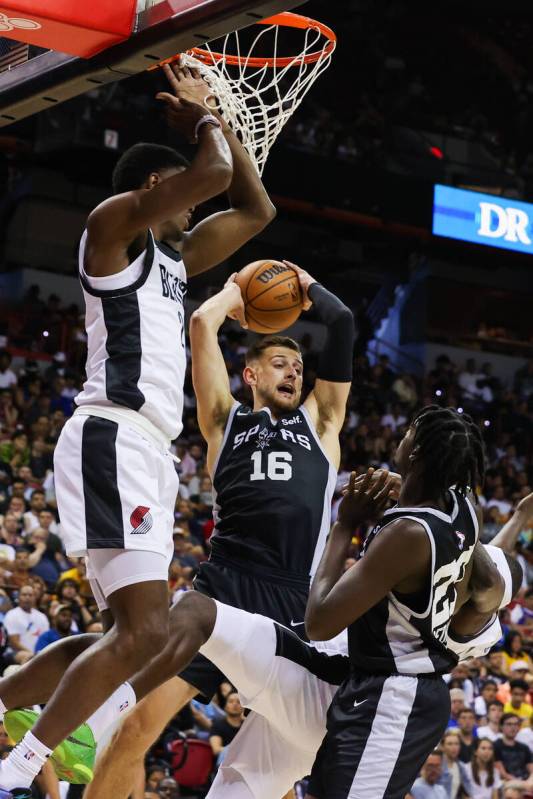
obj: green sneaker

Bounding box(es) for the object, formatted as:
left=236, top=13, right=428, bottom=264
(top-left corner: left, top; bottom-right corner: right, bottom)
left=4, top=709, right=96, bottom=784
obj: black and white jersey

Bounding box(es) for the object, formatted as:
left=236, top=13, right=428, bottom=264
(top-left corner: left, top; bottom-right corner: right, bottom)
left=348, top=489, right=479, bottom=676
left=75, top=230, right=187, bottom=440
left=210, top=403, right=337, bottom=581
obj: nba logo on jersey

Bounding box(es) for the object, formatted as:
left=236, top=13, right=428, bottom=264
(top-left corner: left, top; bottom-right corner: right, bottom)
left=454, top=531, right=465, bottom=550
left=130, top=506, right=153, bottom=535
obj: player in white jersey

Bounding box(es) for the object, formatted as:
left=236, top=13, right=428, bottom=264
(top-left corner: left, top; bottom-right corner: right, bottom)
left=0, top=61, right=276, bottom=798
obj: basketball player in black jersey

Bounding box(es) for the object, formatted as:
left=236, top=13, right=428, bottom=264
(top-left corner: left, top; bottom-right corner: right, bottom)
left=76, top=267, right=354, bottom=798
left=303, top=405, right=488, bottom=799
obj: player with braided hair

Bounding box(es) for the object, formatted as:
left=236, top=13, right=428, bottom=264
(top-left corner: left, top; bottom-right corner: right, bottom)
left=409, top=405, right=485, bottom=498
left=303, top=404, right=487, bottom=799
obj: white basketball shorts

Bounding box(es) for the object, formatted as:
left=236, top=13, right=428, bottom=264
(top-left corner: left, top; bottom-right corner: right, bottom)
left=199, top=601, right=345, bottom=799
left=54, top=412, right=179, bottom=562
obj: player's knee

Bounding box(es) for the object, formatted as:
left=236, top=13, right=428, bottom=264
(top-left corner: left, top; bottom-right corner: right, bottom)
left=170, top=591, right=216, bottom=643
left=118, top=709, right=150, bottom=748
left=134, top=621, right=169, bottom=662
left=113, top=623, right=167, bottom=668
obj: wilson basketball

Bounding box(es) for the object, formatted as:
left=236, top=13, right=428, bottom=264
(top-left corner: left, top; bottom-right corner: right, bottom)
left=235, top=260, right=303, bottom=333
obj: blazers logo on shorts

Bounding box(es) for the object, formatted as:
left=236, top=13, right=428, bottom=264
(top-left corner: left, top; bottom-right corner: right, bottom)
left=130, top=506, right=153, bottom=535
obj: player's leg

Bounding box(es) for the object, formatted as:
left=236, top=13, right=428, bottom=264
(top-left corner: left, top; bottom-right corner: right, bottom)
left=0, top=634, right=101, bottom=710
left=83, top=676, right=196, bottom=799
left=83, top=592, right=216, bottom=799
left=0, top=567, right=169, bottom=792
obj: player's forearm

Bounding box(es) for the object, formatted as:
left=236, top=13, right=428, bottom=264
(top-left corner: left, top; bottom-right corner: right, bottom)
left=305, top=522, right=352, bottom=639
left=190, top=286, right=235, bottom=333
left=222, top=128, right=276, bottom=223
left=308, top=284, right=355, bottom=382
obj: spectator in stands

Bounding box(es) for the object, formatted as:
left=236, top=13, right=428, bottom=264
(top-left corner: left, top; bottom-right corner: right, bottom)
left=209, top=691, right=244, bottom=766
left=145, top=765, right=167, bottom=793
left=504, top=680, right=533, bottom=727
left=34, top=604, right=77, bottom=652
left=448, top=689, right=467, bottom=728
left=411, top=750, right=448, bottom=798
left=27, top=525, right=64, bottom=589
left=475, top=680, right=499, bottom=722
left=56, top=578, right=92, bottom=632
left=502, top=633, right=533, bottom=674
left=3, top=584, right=49, bottom=660
left=392, top=371, right=418, bottom=410
left=22, top=489, right=46, bottom=533
left=157, top=777, right=180, bottom=798
left=510, top=588, right=533, bottom=630
left=440, top=730, right=474, bottom=797
left=458, top=358, right=484, bottom=401
left=10, top=549, right=33, bottom=589
left=485, top=651, right=508, bottom=684
left=0, top=352, right=16, bottom=390
left=494, top=713, right=533, bottom=787
left=0, top=390, right=19, bottom=434
left=456, top=708, right=478, bottom=763
left=0, top=431, right=29, bottom=471
left=381, top=402, right=407, bottom=432
left=465, top=737, right=502, bottom=799
left=487, top=486, right=513, bottom=523
left=478, top=701, right=504, bottom=742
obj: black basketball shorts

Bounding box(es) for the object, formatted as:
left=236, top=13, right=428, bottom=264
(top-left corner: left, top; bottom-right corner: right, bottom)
left=179, top=555, right=310, bottom=701
left=307, top=671, right=451, bottom=799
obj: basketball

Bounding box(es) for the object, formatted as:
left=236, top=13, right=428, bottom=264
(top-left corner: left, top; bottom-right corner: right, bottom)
left=235, top=260, right=303, bottom=333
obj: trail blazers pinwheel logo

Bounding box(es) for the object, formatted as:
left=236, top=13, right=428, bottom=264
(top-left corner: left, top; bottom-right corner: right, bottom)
left=130, top=506, right=153, bottom=535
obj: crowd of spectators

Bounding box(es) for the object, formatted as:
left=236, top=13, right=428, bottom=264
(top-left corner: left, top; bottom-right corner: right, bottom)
left=0, top=289, right=532, bottom=797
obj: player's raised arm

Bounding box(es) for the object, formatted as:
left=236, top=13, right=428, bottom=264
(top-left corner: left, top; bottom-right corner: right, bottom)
left=85, top=89, right=232, bottom=278
left=190, top=276, right=247, bottom=466
left=167, top=62, right=276, bottom=276
left=305, top=470, right=422, bottom=641
left=290, top=263, right=354, bottom=463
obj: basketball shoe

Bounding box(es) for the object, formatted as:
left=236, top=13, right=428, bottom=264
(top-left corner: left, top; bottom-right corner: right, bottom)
left=4, top=710, right=95, bottom=784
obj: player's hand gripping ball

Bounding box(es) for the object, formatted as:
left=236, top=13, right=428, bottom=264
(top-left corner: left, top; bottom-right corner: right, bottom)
left=235, top=259, right=304, bottom=333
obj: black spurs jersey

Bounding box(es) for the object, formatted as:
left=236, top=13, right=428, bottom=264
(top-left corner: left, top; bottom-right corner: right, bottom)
left=210, top=402, right=337, bottom=581
left=348, top=489, right=479, bottom=676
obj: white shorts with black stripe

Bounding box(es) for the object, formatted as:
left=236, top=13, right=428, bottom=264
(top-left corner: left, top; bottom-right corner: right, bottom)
left=197, top=601, right=347, bottom=799
left=54, top=411, right=179, bottom=562
left=307, top=671, right=451, bottom=799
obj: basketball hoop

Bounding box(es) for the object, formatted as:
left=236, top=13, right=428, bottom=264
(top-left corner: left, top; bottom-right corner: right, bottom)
left=160, top=12, right=336, bottom=174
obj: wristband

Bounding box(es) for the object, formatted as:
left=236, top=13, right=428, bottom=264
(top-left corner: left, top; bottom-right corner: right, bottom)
left=194, top=114, right=222, bottom=140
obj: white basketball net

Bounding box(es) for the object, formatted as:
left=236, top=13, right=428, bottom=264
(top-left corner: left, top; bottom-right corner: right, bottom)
left=182, top=18, right=335, bottom=175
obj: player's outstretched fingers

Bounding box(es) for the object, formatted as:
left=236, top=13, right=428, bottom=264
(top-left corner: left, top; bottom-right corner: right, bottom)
left=163, top=63, right=181, bottom=94
left=368, top=469, right=389, bottom=498
left=357, top=467, right=374, bottom=495
left=373, top=474, right=396, bottom=508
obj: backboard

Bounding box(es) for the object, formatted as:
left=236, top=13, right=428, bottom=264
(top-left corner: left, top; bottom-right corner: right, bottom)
left=0, top=0, right=304, bottom=126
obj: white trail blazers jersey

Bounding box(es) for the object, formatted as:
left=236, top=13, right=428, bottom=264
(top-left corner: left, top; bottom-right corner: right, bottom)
left=75, top=229, right=187, bottom=440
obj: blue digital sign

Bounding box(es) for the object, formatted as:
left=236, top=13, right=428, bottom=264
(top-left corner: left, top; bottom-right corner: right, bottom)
left=432, top=184, right=533, bottom=255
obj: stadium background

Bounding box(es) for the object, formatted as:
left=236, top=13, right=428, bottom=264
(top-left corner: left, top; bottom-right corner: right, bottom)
left=0, top=0, right=533, bottom=797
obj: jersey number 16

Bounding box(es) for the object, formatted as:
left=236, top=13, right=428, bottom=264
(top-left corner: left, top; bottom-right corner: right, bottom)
left=250, top=451, right=293, bottom=481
